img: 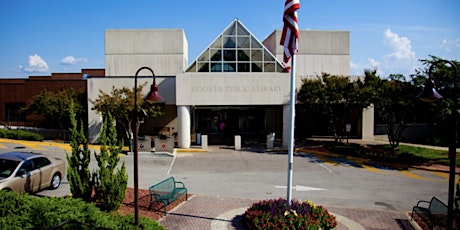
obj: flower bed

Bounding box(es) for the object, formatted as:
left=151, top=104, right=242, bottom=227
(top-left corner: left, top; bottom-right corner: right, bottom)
left=243, top=198, right=337, bottom=230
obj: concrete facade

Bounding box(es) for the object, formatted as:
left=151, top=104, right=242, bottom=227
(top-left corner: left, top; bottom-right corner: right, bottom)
left=263, top=30, right=350, bottom=77
left=87, top=20, right=360, bottom=147
left=105, top=29, right=188, bottom=76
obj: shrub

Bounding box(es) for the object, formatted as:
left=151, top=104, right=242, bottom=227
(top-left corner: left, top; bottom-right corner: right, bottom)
left=244, top=198, right=337, bottom=230
left=0, top=129, right=43, bottom=141
left=93, top=112, right=128, bottom=212
left=0, top=190, right=164, bottom=230
left=66, top=101, right=93, bottom=202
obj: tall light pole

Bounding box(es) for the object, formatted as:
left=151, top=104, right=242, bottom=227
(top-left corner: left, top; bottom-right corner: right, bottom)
left=133, top=67, right=164, bottom=226
left=416, top=59, right=458, bottom=229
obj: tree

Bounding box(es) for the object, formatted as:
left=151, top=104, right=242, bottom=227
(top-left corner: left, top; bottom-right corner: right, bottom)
left=297, top=73, right=373, bottom=142
left=92, top=112, right=128, bottom=211
left=412, top=56, right=460, bottom=146
left=90, top=84, right=163, bottom=144
left=66, top=101, right=92, bottom=202
left=21, top=88, right=86, bottom=130
left=368, top=70, right=417, bottom=150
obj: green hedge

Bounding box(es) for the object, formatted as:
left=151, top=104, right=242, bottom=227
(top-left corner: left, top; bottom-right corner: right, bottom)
left=0, top=190, right=164, bottom=230
left=0, top=129, right=43, bottom=141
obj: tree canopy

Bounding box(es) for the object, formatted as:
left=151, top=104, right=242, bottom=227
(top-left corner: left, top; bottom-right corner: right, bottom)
left=90, top=84, right=163, bottom=142
left=298, top=73, right=374, bottom=142
left=368, top=70, right=417, bottom=149
left=298, top=56, right=458, bottom=149
left=21, top=88, right=86, bottom=130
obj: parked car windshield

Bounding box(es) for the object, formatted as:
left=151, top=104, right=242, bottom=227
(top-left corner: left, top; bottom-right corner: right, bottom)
left=0, top=159, right=20, bottom=177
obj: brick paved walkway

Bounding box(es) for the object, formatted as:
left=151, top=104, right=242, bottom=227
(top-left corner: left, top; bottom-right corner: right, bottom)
left=159, top=194, right=417, bottom=230
left=159, top=195, right=254, bottom=230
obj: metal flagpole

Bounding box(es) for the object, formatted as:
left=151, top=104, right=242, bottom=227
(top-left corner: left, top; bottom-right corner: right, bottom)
left=281, top=0, right=300, bottom=206
left=287, top=54, right=296, bottom=205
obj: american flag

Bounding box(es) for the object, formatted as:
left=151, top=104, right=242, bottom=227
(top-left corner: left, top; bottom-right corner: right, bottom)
left=280, top=0, right=300, bottom=69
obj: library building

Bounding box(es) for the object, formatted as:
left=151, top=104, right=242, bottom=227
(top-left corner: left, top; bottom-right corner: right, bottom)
left=87, top=19, right=373, bottom=148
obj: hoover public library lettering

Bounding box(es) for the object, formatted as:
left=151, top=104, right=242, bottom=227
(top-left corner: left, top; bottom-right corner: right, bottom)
left=192, top=85, right=282, bottom=93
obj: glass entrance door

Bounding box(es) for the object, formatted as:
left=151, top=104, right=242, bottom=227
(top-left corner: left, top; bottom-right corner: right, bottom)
left=194, top=107, right=265, bottom=145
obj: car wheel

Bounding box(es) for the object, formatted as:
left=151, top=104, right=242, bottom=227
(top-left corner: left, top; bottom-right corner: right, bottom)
left=50, top=173, right=61, bottom=190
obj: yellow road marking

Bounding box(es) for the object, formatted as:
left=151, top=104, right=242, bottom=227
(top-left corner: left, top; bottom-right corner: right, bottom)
left=362, top=164, right=388, bottom=174
left=0, top=139, right=45, bottom=150
left=428, top=172, right=460, bottom=183
left=430, top=171, right=449, bottom=179
left=400, top=170, right=425, bottom=180
left=314, top=155, right=340, bottom=166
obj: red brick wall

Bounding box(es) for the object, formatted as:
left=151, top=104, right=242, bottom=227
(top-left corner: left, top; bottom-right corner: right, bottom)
left=0, top=69, right=104, bottom=126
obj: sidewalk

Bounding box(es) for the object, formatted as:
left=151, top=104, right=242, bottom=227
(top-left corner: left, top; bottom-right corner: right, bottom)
left=159, top=194, right=418, bottom=230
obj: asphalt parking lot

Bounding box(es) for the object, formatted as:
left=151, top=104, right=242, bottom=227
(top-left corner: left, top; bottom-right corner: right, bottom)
left=2, top=138, right=451, bottom=229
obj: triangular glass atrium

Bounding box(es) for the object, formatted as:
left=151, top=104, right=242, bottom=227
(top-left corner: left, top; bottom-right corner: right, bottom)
left=186, top=19, right=284, bottom=73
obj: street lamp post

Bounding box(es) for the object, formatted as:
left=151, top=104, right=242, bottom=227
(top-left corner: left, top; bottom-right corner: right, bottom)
left=416, top=59, right=458, bottom=229
left=133, top=67, right=164, bottom=226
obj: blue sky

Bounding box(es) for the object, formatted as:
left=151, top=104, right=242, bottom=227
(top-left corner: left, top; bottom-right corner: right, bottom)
left=1, top=0, right=459, bottom=79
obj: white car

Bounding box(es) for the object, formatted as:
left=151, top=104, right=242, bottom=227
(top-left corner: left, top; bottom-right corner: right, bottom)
left=0, top=152, right=66, bottom=194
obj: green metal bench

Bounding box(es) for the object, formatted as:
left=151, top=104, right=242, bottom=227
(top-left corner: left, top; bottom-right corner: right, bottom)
left=411, top=196, right=447, bottom=229
left=148, top=177, right=188, bottom=214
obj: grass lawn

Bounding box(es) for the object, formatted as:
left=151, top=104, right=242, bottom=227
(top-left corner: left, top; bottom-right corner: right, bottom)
left=305, top=140, right=460, bottom=167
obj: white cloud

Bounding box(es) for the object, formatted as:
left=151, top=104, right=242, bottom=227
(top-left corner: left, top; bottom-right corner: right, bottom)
left=441, top=39, right=451, bottom=52
left=350, top=61, right=358, bottom=69
left=18, top=54, right=49, bottom=73
left=378, top=29, right=418, bottom=76
left=383, top=29, right=416, bottom=61
left=368, top=58, right=379, bottom=68
left=61, top=55, right=88, bottom=65
left=440, top=38, right=460, bottom=52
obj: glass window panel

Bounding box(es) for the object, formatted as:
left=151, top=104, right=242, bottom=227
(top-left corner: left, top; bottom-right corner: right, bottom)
left=198, top=49, right=210, bottom=62
left=224, top=50, right=236, bottom=61
left=237, top=36, right=250, bottom=48
left=198, top=62, right=209, bottom=72
left=252, top=49, right=262, bottom=62
left=223, top=36, right=236, bottom=48
left=237, top=25, right=250, bottom=36
left=275, top=62, right=284, bottom=72
left=223, top=63, right=236, bottom=72
left=224, top=24, right=236, bottom=36
left=210, top=49, right=222, bottom=61
left=187, top=62, right=196, bottom=72
left=252, top=63, right=263, bottom=72
left=238, top=63, right=250, bottom=72
left=264, top=51, right=275, bottom=62
left=211, top=62, right=222, bottom=72
left=211, top=36, right=223, bottom=49
left=251, top=38, right=262, bottom=48
left=264, top=63, right=275, bottom=72
left=238, top=50, right=250, bottom=61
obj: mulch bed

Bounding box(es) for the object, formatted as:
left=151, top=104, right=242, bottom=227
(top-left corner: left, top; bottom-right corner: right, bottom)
left=118, top=187, right=187, bottom=221
left=410, top=212, right=454, bottom=230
